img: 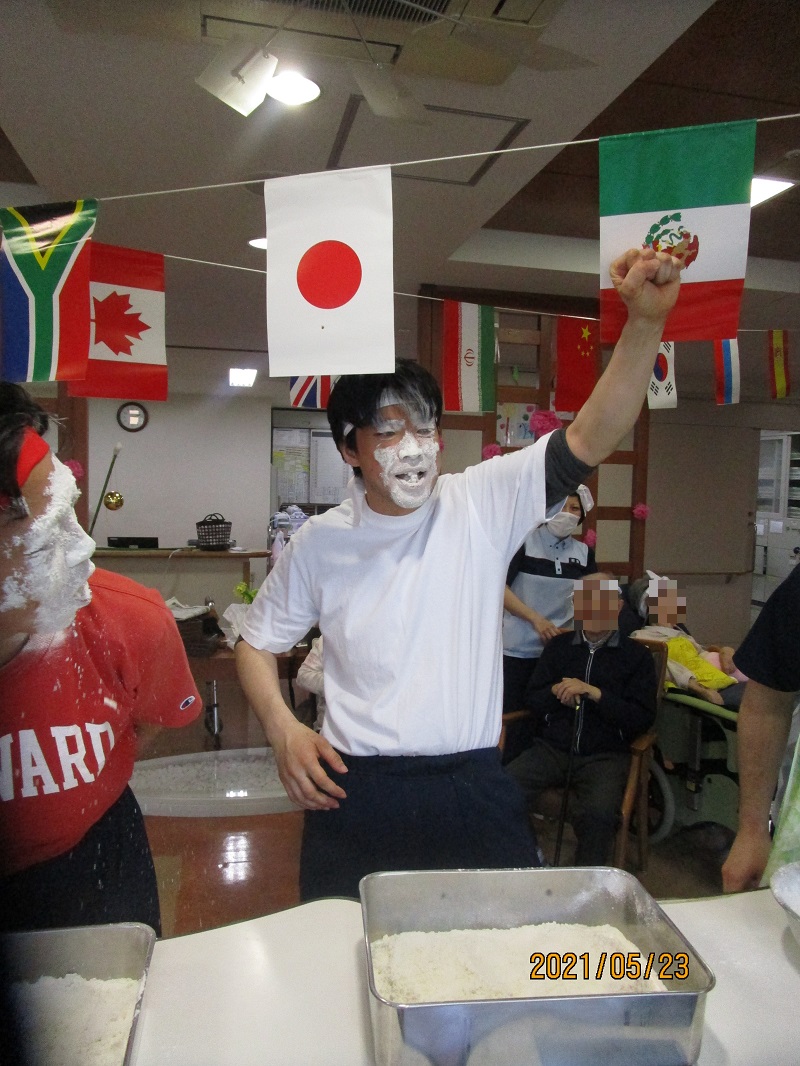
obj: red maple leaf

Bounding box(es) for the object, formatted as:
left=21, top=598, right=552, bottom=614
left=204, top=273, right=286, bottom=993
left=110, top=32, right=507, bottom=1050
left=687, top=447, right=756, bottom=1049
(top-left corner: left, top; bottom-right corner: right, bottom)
left=92, top=291, right=151, bottom=357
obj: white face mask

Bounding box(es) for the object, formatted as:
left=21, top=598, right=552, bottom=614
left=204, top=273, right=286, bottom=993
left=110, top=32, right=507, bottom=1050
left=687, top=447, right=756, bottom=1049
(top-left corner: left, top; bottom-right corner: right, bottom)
left=374, top=427, right=439, bottom=511
left=2, top=457, right=96, bottom=634
left=545, top=510, right=580, bottom=540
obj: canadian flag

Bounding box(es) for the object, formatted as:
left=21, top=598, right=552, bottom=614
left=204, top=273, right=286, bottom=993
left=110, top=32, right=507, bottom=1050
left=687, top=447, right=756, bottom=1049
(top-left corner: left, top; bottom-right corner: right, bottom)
left=264, top=167, right=395, bottom=377
left=68, top=243, right=167, bottom=400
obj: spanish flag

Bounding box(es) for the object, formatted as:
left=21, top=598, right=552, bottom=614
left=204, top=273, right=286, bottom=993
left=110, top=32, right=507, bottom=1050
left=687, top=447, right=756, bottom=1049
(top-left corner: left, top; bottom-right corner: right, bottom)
left=768, top=330, right=790, bottom=399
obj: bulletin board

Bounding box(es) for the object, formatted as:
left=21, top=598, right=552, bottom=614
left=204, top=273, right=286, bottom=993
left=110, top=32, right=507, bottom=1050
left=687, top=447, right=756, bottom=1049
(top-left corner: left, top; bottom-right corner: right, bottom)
left=271, top=409, right=350, bottom=510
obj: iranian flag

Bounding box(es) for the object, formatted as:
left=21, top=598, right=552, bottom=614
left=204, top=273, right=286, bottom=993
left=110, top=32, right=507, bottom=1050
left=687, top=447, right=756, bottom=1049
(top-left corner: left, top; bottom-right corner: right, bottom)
left=68, top=243, right=167, bottom=400
left=599, top=120, right=756, bottom=344
left=441, top=300, right=496, bottom=413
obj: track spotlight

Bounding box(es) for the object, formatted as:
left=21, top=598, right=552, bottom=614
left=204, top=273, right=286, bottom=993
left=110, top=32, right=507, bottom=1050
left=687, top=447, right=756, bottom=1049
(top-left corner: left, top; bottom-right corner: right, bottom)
left=196, top=39, right=279, bottom=117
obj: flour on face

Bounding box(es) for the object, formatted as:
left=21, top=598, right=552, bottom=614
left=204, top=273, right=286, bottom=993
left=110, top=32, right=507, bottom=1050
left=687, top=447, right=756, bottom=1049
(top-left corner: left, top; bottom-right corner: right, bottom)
left=2, top=457, right=96, bottom=634
left=373, top=417, right=439, bottom=511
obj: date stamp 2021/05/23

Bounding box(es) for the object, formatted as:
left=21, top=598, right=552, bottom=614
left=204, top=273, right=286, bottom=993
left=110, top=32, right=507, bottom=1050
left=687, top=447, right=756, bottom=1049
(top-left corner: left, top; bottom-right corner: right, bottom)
left=530, top=951, right=690, bottom=982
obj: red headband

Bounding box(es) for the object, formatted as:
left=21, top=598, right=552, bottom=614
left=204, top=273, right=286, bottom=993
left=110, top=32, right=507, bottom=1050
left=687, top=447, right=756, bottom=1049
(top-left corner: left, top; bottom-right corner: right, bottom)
left=0, top=427, right=50, bottom=508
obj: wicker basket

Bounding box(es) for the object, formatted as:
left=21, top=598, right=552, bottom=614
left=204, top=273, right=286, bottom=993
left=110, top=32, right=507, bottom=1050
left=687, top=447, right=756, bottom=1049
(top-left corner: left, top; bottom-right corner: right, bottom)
left=196, top=513, right=232, bottom=550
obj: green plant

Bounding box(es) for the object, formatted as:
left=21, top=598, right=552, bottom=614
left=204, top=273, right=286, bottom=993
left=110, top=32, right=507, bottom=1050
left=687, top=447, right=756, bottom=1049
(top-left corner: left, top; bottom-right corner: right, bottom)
left=234, top=580, right=259, bottom=605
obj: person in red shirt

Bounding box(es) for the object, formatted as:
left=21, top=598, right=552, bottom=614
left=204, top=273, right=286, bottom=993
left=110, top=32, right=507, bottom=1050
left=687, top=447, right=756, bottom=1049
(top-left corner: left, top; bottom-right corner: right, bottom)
left=0, top=383, right=201, bottom=933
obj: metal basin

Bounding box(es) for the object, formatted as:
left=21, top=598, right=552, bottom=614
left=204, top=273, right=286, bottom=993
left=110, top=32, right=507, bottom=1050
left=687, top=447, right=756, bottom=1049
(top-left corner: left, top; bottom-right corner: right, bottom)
left=771, top=860, right=800, bottom=950
left=360, top=867, right=714, bottom=1066
left=2, top=922, right=156, bottom=1066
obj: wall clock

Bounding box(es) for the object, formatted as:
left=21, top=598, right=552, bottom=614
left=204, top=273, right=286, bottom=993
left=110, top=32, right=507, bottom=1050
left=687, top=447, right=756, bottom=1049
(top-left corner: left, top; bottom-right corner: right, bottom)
left=116, top=402, right=149, bottom=432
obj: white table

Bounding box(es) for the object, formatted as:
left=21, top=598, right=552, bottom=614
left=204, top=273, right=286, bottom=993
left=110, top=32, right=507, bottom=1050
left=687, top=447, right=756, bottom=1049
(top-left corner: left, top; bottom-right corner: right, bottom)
left=132, top=890, right=800, bottom=1066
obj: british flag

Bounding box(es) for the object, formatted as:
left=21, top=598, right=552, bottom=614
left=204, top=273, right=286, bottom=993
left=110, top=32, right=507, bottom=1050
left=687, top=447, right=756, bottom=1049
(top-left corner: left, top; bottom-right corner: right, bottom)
left=289, top=375, right=336, bottom=408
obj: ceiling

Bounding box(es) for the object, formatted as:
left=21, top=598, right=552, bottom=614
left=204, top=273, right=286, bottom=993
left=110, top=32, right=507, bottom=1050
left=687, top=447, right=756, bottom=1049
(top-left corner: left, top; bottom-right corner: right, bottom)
left=0, top=0, right=798, bottom=401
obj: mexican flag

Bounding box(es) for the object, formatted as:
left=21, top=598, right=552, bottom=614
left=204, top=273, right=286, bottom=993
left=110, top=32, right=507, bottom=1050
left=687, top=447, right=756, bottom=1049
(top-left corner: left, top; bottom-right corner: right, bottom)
left=441, top=300, right=496, bottom=413
left=599, top=120, right=756, bottom=344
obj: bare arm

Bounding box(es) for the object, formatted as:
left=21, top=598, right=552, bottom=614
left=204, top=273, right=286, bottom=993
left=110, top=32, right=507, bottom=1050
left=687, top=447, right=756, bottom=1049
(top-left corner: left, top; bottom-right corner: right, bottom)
left=722, top=680, right=796, bottom=892
left=235, top=638, right=347, bottom=810
left=504, top=586, right=561, bottom=644
left=566, top=248, right=682, bottom=467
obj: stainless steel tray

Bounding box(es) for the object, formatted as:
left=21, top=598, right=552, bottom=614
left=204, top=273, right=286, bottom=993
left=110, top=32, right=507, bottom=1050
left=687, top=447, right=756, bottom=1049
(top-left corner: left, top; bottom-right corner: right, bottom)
left=360, top=868, right=714, bottom=1066
left=771, top=860, right=800, bottom=950
left=2, top=922, right=156, bottom=1066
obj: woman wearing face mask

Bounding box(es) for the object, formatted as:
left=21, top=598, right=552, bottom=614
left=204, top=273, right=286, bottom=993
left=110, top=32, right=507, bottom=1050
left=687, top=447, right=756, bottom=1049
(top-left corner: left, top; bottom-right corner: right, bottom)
left=502, top=485, right=596, bottom=755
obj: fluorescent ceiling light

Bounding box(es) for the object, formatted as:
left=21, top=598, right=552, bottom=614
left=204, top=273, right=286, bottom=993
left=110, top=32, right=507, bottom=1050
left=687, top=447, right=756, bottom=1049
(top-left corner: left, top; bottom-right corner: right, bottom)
left=264, top=71, right=320, bottom=106
left=249, top=237, right=269, bottom=249
left=196, top=41, right=278, bottom=117
left=751, top=176, right=795, bottom=207
left=229, top=368, right=258, bottom=387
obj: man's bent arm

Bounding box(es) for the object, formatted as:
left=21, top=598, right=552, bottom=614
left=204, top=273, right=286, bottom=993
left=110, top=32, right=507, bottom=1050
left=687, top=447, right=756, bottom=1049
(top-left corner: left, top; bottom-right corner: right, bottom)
left=566, top=249, right=681, bottom=468
left=722, top=680, right=795, bottom=892
left=235, top=638, right=347, bottom=810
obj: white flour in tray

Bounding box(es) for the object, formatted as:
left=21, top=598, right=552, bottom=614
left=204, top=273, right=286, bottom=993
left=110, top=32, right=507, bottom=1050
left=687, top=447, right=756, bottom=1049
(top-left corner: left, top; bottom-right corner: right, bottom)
left=132, top=751, right=284, bottom=796
left=9, top=973, right=141, bottom=1066
left=371, top=923, right=667, bottom=1002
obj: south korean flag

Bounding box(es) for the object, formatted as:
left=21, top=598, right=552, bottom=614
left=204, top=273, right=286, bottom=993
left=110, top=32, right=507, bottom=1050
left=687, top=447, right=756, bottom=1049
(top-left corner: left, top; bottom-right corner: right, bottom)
left=647, top=342, right=677, bottom=409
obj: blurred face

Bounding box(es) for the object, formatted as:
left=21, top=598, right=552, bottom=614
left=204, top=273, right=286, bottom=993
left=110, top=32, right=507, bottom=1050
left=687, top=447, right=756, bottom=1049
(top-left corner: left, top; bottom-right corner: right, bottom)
left=652, top=580, right=686, bottom=626
left=341, top=404, right=441, bottom=516
left=573, top=576, right=622, bottom=633
left=0, top=453, right=95, bottom=642
left=564, top=495, right=583, bottom=520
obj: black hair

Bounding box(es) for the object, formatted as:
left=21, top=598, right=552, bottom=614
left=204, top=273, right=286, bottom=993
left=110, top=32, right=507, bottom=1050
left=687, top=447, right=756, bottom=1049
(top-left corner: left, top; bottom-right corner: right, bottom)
left=327, top=359, right=442, bottom=477
left=0, top=382, right=49, bottom=516
left=566, top=491, right=586, bottom=525
left=626, top=576, right=651, bottom=621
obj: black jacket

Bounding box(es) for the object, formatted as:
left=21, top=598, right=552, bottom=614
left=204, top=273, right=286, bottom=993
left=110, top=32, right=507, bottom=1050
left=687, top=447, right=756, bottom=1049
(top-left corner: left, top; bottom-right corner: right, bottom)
left=523, top=630, right=657, bottom=756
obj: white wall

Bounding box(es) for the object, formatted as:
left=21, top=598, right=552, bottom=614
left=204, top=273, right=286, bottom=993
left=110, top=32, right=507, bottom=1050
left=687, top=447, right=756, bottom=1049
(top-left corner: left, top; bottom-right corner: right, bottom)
left=87, top=393, right=274, bottom=551
left=645, top=397, right=800, bottom=646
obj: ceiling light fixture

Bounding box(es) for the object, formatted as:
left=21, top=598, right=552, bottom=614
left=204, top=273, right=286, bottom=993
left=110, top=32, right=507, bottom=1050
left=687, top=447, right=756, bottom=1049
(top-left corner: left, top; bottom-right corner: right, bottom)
left=248, top=237, right=269, bottom=250
left=196, top=39, right=279, bottom=117
left=750, top=176, right=796, bottom=207
left=229, top=368, right=258, bottom=387
left=264, top=71, right=320, bottom=106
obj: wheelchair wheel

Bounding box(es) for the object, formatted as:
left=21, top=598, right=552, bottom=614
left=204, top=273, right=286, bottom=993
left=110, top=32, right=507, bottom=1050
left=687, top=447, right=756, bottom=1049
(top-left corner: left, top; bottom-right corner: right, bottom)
left=632, top=760, right=676, bottom=845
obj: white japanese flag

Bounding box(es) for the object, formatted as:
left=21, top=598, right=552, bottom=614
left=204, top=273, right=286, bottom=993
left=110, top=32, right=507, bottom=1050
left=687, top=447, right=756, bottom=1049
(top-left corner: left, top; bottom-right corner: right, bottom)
left=265, top=167, right=395, bottom=377
left=647, top=342, right=677, bottom=409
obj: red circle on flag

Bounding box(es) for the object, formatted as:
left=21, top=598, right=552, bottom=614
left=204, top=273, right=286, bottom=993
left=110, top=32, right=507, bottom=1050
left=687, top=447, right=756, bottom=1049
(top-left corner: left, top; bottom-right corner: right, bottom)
left=653, top=351, right=669, bottom=382
left=296, top=241, right=362, bottom=309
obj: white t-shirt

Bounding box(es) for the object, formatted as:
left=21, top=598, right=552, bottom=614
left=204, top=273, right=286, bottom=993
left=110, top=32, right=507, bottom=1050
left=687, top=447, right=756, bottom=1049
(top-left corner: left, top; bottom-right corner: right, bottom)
left=242, top=435, right=550, bottom=756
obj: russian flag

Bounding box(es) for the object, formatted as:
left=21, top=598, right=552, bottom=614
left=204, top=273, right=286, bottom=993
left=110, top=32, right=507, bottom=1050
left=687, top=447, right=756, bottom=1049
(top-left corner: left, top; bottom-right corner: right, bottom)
left=289, top=375, right=334, bottom=408
left=714, top=338, right=740, bottom=405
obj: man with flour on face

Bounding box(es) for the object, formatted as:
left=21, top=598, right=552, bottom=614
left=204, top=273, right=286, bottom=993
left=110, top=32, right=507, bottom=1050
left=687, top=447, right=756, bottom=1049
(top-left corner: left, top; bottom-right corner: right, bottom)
left=0, top=384, right=201, bottom=933
left=237, top=247, right=683, bottom=900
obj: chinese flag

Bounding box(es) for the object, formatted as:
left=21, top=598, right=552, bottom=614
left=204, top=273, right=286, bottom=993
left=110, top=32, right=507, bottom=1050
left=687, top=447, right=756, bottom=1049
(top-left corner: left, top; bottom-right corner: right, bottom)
left=554, top=317, right=599, bottom=413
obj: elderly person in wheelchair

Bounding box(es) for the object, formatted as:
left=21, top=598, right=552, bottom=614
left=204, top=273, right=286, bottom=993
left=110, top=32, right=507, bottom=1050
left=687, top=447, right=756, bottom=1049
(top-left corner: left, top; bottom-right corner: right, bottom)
left=628, top=573, right=747, bottom=710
